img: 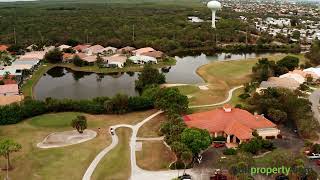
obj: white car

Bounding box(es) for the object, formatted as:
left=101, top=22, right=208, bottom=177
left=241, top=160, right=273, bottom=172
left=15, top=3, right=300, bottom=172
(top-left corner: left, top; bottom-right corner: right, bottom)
left=110, top=128, right=115, bottom=135
left=307, top=153, right=320, bottom=159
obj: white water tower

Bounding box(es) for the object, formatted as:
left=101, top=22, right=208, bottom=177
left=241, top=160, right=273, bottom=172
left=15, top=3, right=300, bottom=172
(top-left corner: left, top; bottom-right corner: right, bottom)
left=207, top=1, right=221, bottom=28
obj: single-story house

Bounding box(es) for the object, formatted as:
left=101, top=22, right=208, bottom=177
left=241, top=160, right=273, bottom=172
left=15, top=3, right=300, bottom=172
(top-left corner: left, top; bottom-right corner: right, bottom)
left=0, top=75, right=17, bottom=84
left=0, top=95, right=23, bottom=105
left=19, top=51, right=46, bottom=60
left=73, top=44, right=91, bottom=53
left=303, top=68, right=320, bottom=78
left=82, top=55, right=97, bottom=63
left=26, top=44, right=38, bottom=51
left=83, top=45, right=104, bottom=55
left=98, top=46, right=118, bottom=55
left=132, top=47, right=155, bottom=55
left=117, top=46, right=136, bottom=54
left=12, top=59, right=40, bottom=67
left=183, top=104, right=280, bottom=145
left=0, top=67, right=23, bottom=76
left=291, top=69, right=319, bottom=79
left=129, top=55, right=157, bottom=64
left=58, top=44, right=72, bottom=51
left=103, top=55, right=127, bottom=68
left=279, top=72, right=305, bottom=84
left=0, top=84, right=19, bottom=96
left=141, top=51, right=164, bottom=59
left=0, top=45, right=8, bottom=52
left=258, top=77, right=300, bottom=91
left=63, top=53, right=75, bottom=62
left=43, top=46, right=55, bottom=53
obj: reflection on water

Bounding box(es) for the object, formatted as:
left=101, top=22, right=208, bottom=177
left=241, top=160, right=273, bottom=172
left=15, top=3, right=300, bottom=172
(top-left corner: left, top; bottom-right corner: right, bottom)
left=34, top=67, right=139, bottom=100
left=34, top=52, right=276, bottom=100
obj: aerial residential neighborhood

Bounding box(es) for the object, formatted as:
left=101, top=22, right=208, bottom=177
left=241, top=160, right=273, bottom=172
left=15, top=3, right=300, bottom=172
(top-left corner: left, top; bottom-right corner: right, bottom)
left=0, top=0, right=320, bottom=180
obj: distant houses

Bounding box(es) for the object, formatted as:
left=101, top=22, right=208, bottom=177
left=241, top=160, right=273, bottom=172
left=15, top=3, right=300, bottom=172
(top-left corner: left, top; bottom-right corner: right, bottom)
left=258, top=68, right=320, bottom=92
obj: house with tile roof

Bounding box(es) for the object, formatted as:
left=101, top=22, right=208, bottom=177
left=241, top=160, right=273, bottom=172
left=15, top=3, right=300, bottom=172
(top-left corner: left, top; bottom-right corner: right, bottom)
left=132, top=47, right=155, bottom=55
left=0, top=84, right=19, bottom=96
left=0, top=45, right=8, bottom=52
left=183, top=104, right=280, bottom=145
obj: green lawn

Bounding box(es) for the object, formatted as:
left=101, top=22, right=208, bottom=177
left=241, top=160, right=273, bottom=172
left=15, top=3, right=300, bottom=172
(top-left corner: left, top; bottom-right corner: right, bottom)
left=28, top=112, right=82, bottom=128
left=0, top=110, right=156, bottom=180
left=176, top=85, right=200, bottom=95
left=136, top=140, right=175, bottom=170
left=92, top=128, right=132, bottom=180
left=193, top=54, right=288, bottom=105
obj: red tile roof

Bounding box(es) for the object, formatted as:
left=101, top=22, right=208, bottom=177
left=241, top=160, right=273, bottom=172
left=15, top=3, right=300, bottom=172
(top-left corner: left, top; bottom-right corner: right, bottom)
left=0, top=45, right=8, bottom=52
left=73, top=45, right=91, bottom=52
left=0, top=75, right=17, bottom=84
left=183, top=106, right=277, bottom=140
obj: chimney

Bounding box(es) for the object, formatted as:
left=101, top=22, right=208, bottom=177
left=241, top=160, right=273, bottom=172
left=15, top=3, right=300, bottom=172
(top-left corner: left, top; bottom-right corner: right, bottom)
left=223, top=104, right=232, bottom=112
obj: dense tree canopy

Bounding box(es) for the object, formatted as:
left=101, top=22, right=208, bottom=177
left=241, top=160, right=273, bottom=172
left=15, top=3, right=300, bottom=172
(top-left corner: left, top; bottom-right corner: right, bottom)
left=44, top=48, right=63, bottom=63
left=248, top=88, right=319, bottom=138
left=155, top=88, right=189, bottom=114
left=135, top=64, right=165, bottom=91
left=180, top=128, right=211, bottom=154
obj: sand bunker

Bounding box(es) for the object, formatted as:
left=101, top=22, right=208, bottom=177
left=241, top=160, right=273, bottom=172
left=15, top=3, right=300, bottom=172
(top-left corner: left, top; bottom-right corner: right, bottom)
left=37, top=129, right=97, bottom=149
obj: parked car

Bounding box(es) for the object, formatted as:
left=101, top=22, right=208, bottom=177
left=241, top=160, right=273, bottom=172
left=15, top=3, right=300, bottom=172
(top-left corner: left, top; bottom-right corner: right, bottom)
left=178, top=173, right=191, bottom=180
left=194, top=154, right=202, bottom=164
left=110, top=128, right=115, bottom=135
left=213, top=142, right=225, bottom=148
left=275, top=174, right=289, bottom=180
left=307, top=152, right=320, bottom=159
left=210, top=169, right=227, bottom=180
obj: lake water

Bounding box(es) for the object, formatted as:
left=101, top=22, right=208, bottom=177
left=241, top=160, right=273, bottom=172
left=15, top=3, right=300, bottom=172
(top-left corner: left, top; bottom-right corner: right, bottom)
left=34, top=52, right=275, bottom=100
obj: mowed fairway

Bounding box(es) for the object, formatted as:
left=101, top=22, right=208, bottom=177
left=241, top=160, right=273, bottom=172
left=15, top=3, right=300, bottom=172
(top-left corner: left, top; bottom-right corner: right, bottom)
left=0, top=110, right=157, bottom=180
left=136, top=140, right=175, bottom=170
left=92, top=128, right=132, bottom=180
left=191, top=54, right=288, bottom=105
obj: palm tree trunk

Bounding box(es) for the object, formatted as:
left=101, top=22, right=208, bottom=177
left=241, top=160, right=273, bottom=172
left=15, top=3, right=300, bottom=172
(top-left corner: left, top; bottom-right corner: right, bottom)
left=183, top=163, right=186, bottom=175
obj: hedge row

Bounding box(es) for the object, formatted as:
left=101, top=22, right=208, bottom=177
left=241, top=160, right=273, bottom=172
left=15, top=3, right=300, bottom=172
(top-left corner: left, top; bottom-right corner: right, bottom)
left=0, top=96, right=154, bottom=125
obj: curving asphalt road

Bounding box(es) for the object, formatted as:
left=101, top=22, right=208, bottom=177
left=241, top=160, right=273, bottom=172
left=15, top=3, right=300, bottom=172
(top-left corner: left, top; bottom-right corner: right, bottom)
left=82, top=86, right=244, bottom=180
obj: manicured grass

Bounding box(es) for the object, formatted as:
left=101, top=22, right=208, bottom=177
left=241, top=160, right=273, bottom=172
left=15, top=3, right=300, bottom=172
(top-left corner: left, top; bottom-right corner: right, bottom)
left=21, top=63, right=55, bottom=98
left=193, top=54, right=287, bottom=105
left=92, top=128, right=132, bottom=180
left=137, top=113, right=166, bottom=138
left=136, top=140, right=175, bottom=170
left=0, top=110, right=157, bottom=180
left=229, top=87, right=245, bottom=106
left=28, top=112, right=82, bottom=128
left=176, top=85, right=200, bottom=95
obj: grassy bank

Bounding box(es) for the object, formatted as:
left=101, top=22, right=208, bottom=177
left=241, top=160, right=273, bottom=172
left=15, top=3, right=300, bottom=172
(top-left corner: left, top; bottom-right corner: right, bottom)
left=0, top=110, right=156, bottom=179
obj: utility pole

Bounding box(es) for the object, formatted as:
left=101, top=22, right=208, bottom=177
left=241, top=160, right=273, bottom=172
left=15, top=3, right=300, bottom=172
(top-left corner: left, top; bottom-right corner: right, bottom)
left=6, top=157, right=9, bottom=180
left=13, top=27, right=16, bottom=45
left=245, top=26, right=248, bottom=46
left=132, top=24, right=135, bottom=42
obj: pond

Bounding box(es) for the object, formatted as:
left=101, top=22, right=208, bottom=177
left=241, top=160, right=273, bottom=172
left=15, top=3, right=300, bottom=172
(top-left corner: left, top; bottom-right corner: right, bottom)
left=34, top=52, right=276, bottom=100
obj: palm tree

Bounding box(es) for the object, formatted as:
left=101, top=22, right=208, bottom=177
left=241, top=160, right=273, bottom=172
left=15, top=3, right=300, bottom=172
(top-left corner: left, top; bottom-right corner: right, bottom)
left=0, top=138, right=22, bottom=180
left=181, top=150, right=193, bottom=175
left=71, top=115, right=87, bottom=133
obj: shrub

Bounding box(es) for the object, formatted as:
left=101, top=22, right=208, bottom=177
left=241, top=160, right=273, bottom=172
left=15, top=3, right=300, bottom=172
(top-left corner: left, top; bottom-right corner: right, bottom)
left=238, top=93, right=250, bottom=99
left=223, top=148, right=237, bottom=155
left=0, top=95, right=154, bottom=125
left=44, top=48, right=63, bottom=63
